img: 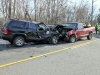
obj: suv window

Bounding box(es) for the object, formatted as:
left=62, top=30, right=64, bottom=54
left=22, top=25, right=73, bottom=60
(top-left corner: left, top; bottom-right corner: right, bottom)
left=29, top=23, right=37, bottom=30
left=3, top=19, right=11, bottom=28
left=78, top=24, right=83, bottom=29
left=38, top=24, right=47, bottom=31
left=9, top=20, right=27, bottom=29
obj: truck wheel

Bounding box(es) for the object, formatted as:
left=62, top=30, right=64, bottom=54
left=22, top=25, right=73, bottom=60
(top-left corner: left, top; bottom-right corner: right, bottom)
left=69, top=35, right=76, bottom=43
left=87, top=33, right=92, bottom=40
left=50, top=36, right=58, bottom=45
left=13, top=36, right=25, bottom=47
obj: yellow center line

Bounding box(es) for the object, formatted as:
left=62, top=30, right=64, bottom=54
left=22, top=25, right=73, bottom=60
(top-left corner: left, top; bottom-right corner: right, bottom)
left=0, top=39, right=98, bottom=68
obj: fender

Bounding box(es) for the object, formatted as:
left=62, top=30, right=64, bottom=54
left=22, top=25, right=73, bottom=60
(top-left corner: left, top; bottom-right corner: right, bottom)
left=12, top=33, right=27, bottom=40
left=67, top=30, right=76, bottom=37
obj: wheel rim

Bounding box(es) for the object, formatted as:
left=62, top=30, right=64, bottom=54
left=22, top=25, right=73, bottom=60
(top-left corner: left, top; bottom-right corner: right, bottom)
left=52, top=36, right=58, bottom=44
left=71, top=37, right=75, bottom=42
left=16, top=38, right=24, bottom=46
left=89, top=33, right=92, bottom=39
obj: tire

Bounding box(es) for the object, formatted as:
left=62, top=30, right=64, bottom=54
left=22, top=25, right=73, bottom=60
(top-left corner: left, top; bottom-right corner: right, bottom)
left=13, top=36, right=25, bottom=47
left=50, top=36, right=58, bottom=45
left=87, top=32, right=92, bottom=40
left=69, top=35, right=76, bottom=43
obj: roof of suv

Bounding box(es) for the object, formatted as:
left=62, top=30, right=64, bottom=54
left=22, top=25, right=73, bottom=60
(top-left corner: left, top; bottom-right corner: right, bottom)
left=9, top=19, right=43, bottom=24
left=65, top=22, right=83, bottom=24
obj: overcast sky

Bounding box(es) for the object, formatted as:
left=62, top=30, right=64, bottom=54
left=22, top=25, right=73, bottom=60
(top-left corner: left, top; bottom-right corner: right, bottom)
left=72, top=0, right=100, bottom=13
left=95, top=0, right=100, bottom=8
left=72, top=0, right=100, bottom=8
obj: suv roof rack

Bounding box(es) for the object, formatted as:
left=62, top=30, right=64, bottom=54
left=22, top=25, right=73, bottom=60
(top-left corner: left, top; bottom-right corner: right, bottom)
left=9, top=18, right=19, bottom=20
left=14, top=18, right=19, bottom=20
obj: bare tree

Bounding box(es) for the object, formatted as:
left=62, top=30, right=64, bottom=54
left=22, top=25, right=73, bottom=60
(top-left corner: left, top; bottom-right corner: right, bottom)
left=91, top=0, right=97, bottom=26
left=8, top=0, right=12, bottom=18
left=0, top=0, right=99, bottom=25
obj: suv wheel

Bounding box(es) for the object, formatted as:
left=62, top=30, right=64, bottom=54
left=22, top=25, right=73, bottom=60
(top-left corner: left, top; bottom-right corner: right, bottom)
left=69, top=35, right=76, bottom=43
left=13, top=36, right=25, bottom=47
left=87, top=32, right=92, bottom=40
left=50, top=36, right=58, bottom=45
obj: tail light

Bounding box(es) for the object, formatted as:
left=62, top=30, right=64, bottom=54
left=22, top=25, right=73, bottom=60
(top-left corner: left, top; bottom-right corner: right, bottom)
left=4, top=29, right=9, bottom=34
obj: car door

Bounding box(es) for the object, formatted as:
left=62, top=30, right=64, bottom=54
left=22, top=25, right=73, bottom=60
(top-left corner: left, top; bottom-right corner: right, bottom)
left=37, top=23, right=50, bottom=39
left=83, top=28, right=89, bottom=37
left=76, top=23, right=84, bottom=38
left=27, top=23, right=38, bottom=40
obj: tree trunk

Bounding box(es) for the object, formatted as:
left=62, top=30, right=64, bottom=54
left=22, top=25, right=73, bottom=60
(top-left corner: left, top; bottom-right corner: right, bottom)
left=8, top=0, right=12, bottom=18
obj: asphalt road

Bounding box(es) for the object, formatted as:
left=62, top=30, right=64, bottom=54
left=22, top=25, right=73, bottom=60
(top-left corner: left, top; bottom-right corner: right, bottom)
left=0, top=35, right=100, bottom=75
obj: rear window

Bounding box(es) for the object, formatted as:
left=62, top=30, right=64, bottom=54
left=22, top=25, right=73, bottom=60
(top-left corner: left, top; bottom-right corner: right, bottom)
left=9, top=20, right=27, bottom=29
left=3, top=19, right=11, bottom=28
left=29, top=23, right=37, bottom=30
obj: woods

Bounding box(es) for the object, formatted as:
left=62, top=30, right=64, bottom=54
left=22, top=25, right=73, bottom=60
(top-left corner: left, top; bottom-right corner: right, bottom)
left=0, top=0, right=99, bottom=26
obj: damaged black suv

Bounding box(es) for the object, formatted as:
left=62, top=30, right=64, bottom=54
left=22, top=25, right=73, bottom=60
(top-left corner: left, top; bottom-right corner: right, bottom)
left=1, top=19, right=59, bottom=47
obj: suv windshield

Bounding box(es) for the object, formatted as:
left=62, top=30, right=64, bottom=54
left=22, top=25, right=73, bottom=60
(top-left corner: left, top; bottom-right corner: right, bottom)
left=63, top=23, right=77, bottom=29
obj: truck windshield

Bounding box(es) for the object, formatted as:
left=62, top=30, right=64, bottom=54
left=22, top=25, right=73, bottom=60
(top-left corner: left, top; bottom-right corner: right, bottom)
left=63, top=23, right=77, bottom=29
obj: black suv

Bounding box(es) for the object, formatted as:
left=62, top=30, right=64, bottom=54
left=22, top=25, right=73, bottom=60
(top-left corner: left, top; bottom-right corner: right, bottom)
left=1, top=19, right=59, bottom=47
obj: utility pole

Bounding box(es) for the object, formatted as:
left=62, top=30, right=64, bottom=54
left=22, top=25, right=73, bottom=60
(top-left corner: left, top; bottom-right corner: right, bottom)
left=14, top=0, right=17, bottom=18
left=91, top=0, right=97, bottom=26
left=91, top=0, right=93, bottom=26
left=34, top=0, right=36, bottom=21
left=8, top=0, right=12, bottom=18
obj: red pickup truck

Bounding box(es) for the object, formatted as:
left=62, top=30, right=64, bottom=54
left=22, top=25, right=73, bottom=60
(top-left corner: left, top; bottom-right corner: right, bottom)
left=51, top=22, right=95, bottom=43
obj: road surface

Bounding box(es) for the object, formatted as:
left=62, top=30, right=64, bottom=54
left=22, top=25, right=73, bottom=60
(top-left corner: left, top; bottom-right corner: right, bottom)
left=0, top=35, right=100, bottom=75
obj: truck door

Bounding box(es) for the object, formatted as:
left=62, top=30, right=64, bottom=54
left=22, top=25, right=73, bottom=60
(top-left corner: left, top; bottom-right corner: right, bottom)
left=27, top=23, right=38, bottom=40
left=76, top=23, right=84, bottom=38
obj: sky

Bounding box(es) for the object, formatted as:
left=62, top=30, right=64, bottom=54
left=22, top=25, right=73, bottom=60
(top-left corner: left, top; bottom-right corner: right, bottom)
left=72, top=0, right=100, bottom=14
left=72, top=0, right=100, bottom=8
left=95, top=0, right=100, bottom=9
left=90, top=0, right=100, bottom=14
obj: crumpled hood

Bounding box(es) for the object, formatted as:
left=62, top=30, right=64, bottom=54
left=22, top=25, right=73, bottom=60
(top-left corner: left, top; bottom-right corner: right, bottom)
left=47, top=24, right=73, bottom=31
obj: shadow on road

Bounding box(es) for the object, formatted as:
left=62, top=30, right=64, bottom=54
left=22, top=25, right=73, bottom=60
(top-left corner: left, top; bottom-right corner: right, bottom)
left=0, top=34, right=99, bottom=51
left=0, top=41, right=70, bottom=51
left=93, top=33, right=100, bottom=39
left=0, top=40, right=87, bottom=51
